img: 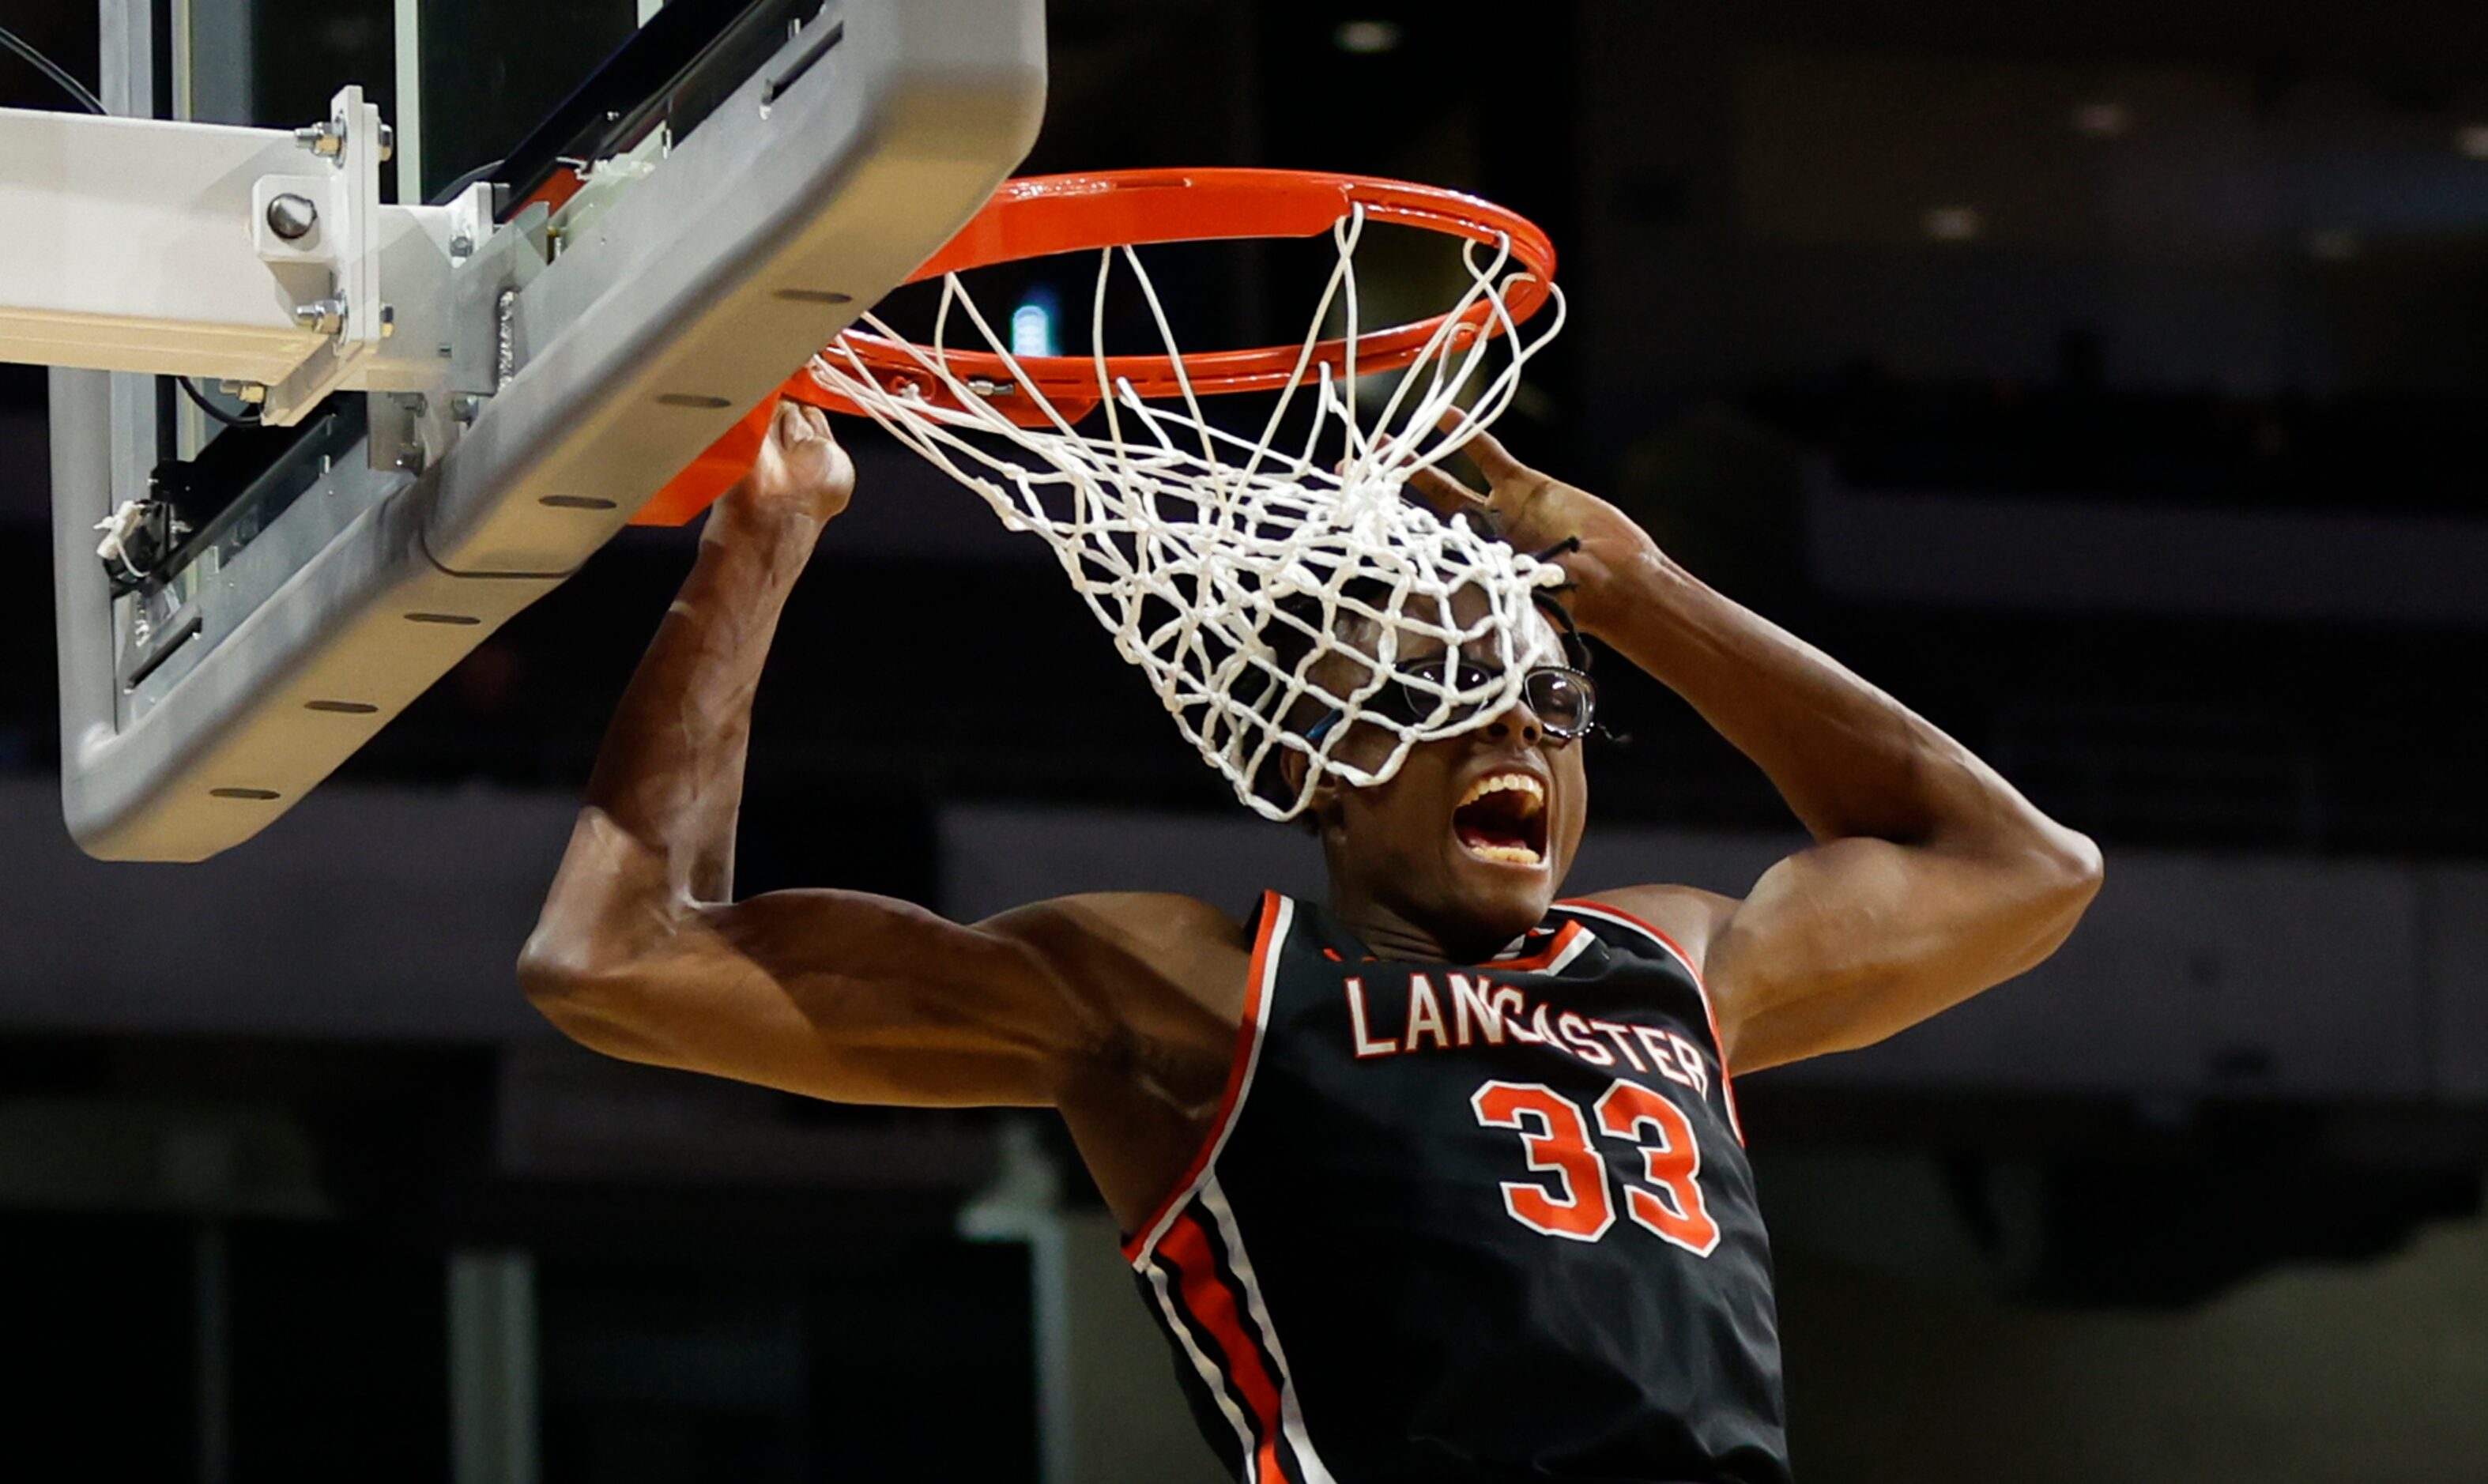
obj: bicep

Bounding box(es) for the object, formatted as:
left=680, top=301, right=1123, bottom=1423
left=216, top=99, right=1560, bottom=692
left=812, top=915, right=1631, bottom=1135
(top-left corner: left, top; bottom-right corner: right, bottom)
left=1700, top=833, right=2102, bottom=1072
left=533, top=887, right=1106, bottom=1109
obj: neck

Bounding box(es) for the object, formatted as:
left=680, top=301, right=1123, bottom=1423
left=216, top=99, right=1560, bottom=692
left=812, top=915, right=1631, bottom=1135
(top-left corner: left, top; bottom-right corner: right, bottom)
left=1323, top=879, right=1522, bottom=965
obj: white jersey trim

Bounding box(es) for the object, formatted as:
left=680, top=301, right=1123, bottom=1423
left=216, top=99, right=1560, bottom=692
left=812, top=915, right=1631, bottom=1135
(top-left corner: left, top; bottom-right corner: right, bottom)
left=1128, top=894, right=1295, bottom=1267
left=1141, top=1259, right=1261, bottom=1472
left=1556, top=900, right=1746, bottom=1144
left=1202, top=1174, right=1340, bottom=1484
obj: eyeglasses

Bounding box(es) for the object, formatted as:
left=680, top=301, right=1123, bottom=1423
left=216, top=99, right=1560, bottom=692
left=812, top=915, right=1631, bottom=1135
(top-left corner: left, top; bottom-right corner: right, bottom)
left=1305, top=661, right=1598, bottom=745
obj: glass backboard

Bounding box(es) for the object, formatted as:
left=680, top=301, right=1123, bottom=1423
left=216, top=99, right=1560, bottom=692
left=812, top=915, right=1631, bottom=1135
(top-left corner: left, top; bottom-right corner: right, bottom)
left=43, top=0, right=1046, bottom=858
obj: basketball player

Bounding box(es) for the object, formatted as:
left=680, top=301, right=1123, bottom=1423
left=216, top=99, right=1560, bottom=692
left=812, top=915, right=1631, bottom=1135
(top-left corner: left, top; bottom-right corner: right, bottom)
left=522, top=400, right=2103, bottom=1482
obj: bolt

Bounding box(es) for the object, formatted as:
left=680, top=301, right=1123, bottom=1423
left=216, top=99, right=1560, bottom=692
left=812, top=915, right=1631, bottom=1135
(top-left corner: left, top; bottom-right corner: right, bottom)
left=292, top=298, right=346, bottom=335
left=379, top=303, right=396, bottom=338
left=449, top=233, right=474, bottom=260
left=265, top=193, right=319, bottom=240
left=378, top=122, right=394, bottom=162
left=293, top=121, right=343, bottom=156
left=451, top=394, right=482, bottom=424
left=216, top=380, right=268, bottom=404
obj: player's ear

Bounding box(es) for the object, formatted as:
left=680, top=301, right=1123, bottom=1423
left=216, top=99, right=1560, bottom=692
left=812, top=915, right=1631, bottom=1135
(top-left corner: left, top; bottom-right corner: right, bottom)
left=1280, top=749, right=1342, bottom=832
left=1280, top=748, right=1311, bottom=804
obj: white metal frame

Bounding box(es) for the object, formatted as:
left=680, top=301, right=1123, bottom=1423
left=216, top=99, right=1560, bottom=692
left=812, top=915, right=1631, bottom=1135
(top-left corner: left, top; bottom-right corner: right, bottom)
left=43, top=0, right=1047, bottom=858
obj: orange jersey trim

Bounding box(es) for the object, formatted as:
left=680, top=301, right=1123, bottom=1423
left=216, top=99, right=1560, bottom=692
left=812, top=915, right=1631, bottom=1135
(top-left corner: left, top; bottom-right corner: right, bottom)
left=1123, top=891, right=1290, bottom=1264
left=1487, top=919, right=1588, bottom=974
left=1163, top=1211, right=1293, bottom=1481
left=1557, top=898, right=1745, bottom=1145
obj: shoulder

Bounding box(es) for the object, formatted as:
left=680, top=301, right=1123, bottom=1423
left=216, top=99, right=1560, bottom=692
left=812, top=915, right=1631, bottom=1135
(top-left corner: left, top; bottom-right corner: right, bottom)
left=1559, top=883, right=1738, bottom=981
left=977, top=893, right=1257, bottom=1021
left=980, top=893, right=1260, bottom=1103
left=978, top=892, right=1252, bottom=959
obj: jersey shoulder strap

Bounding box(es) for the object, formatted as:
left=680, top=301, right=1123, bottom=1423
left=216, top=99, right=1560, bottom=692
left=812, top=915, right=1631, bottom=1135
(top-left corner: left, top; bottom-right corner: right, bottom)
left=1551, top=896, right=1706, bottom=977
left=1121, top=890, right=1295, bottom=1264
left=1552, top=895, right=1746, bottom=1144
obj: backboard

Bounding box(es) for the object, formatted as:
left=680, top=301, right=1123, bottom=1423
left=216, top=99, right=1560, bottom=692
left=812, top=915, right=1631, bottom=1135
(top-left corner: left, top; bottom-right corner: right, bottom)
left=41, top=0, right=1046, bottom=859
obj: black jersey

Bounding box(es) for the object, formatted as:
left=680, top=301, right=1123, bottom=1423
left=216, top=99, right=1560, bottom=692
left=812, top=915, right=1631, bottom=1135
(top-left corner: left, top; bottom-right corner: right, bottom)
left=1125, top=892, right=1789, bottom=1484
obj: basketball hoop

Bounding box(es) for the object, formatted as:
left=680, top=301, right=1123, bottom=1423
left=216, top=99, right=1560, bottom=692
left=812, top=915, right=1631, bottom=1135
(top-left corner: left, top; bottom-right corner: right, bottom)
left=654, top=166, right=1571, bottom=821
left=799, top=168, right=1557, bottom=425
left=635, top=168, right=1557, bottom=518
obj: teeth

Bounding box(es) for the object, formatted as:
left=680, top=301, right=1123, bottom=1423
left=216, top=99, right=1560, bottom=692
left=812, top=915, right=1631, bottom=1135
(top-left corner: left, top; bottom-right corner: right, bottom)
left=1469, top=844, right=1544, bottom=866
left=1457, top=773, right=1545, bottom=812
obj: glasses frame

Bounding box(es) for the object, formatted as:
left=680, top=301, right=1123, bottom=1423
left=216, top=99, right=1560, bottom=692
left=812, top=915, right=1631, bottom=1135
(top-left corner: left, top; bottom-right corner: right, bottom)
left=1302, top=660, right=1598, bottom=747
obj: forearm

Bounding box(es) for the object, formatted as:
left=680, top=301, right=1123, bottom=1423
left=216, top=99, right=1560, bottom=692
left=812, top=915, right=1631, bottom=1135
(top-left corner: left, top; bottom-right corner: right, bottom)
left=1595, top=543, right=2069, bottom=853
left=577, top=503, right=823, bottom=906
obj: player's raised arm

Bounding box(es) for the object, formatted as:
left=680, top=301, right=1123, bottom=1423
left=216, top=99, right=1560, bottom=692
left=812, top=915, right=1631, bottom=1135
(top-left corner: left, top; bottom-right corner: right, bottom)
left=1409, top=420, right=2105, bottom=1075
left=516, top=404, right=1212, bottom=1111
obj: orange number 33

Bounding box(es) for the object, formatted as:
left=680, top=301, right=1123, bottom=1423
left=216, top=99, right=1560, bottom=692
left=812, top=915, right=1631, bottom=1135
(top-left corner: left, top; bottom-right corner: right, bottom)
left=1470, top=1079, right=1721, bottom=1256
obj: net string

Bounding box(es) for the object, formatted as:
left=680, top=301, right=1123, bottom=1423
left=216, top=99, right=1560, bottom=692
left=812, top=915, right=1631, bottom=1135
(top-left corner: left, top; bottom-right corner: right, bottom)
left=811, top=208, right=1570, bottom=820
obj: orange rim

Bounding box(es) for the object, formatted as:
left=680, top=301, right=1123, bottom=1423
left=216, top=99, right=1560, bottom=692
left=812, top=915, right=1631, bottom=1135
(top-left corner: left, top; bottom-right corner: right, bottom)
left=635, top=169, right=1558, bottom=524
left=794, top=167, right=1558, bottom=427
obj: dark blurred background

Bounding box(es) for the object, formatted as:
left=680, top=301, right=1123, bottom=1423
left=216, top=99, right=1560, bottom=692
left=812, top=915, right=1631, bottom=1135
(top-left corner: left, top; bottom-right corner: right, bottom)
left=5, top=0, right=2488, bottom=1480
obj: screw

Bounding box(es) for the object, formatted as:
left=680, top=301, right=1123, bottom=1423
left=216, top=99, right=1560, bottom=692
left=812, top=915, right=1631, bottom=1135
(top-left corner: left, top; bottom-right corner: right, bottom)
left=265, top=193, right=318, bottom=240
left=451, top=394, right=482, bottom=424
left=379, top=303, right=396, bottom=338
left=378, top=122, right=394, bottom=162
left=216, top=380, right=268, bottom=404
left=292, top=298, right=346, bottom=335
left=449, top=234, right=474, bottom=260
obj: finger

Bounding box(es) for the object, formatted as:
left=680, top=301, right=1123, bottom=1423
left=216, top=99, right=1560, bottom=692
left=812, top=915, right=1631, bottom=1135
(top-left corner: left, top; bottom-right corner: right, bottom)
left=1340, top=450, right=1453, bottom=514
left=1433, top=408, right=1529, bottom=484
left=770, top=397, right=807, bottom=443
left=1350, top=431, right=1485, bottom=517
left=775, top=401, right=834, bottom=455
left=1402, top=462, right=1487, bottom=516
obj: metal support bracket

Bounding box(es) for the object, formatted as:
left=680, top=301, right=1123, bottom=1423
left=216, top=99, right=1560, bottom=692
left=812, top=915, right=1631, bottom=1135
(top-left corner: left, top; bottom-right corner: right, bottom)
left=49, top=0, right=1047, bottom=859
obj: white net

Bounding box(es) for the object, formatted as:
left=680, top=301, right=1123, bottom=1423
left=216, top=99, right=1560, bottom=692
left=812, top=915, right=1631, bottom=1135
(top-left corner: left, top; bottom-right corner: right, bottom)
left=812, top=207, right=1570, bottom=820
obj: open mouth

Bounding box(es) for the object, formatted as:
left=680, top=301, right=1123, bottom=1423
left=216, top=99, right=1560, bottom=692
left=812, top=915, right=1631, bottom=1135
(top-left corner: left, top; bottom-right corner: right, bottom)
left=1451, top=772, right=1548, bottom=868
